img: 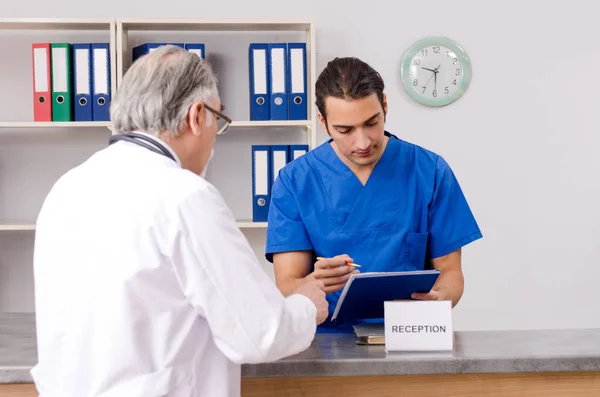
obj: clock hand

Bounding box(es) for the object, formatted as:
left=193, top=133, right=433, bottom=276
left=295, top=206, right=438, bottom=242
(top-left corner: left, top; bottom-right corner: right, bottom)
left=433, top=65, right=440, bottom=91
left=422, top=72, right=435, bottom=89
left=422, top=67, right=436, bottom=72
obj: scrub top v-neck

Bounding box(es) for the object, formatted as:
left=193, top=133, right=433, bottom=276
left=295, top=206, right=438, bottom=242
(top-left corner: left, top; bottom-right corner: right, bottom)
left=266, top=132, right=482, bottom=331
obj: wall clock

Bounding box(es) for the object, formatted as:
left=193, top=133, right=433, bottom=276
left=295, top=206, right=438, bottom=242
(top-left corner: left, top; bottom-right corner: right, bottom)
left=400, top=36, right=471, bottom=107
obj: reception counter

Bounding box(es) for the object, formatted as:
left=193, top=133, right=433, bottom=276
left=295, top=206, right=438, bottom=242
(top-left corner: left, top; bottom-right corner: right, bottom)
left=2, top=313, right=600, bottom=396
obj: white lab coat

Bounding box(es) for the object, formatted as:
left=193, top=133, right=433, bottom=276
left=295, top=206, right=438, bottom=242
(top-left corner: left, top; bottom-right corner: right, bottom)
left=31, top=133, right=317, bottom=397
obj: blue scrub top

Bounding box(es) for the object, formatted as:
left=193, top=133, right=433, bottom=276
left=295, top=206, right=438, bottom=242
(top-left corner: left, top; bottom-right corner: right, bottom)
left=266, top=132, right=482, bottom=332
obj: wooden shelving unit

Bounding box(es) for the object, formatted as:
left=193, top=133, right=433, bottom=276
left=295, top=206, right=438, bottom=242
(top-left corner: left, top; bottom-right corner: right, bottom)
left=0, top=17, right=318, bottom=314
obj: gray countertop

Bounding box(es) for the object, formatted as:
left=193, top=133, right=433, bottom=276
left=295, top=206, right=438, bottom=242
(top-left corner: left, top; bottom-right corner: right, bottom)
left=2, top=313, right=600, bottom=383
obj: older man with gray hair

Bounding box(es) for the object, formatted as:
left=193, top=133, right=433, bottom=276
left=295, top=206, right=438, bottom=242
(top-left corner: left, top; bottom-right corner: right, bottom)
left=31, top=45, right=328, bottom=397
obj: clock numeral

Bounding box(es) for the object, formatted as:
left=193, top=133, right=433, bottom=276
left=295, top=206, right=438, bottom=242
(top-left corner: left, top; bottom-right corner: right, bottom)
left=455, top=69, right=461, bottom=76
left=432, top=46, right=440, bottom=54
left=432, top=90, right=438, bottom=98
left=421, top=86, right=427, bottom=94
left=421, top=49, right=428, bottom=56
left=452, top=79, right=457, bottom=85
left=444, top=87, right=449, bottom=94
left=413, top=58, right=421, bottom=65
left=413, top=79, right=418, bottom=86
left=453, top=58, right=458, bottom=65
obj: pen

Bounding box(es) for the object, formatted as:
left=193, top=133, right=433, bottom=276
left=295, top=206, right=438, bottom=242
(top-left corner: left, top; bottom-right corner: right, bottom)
left=316, top=257, right=361, bottom=268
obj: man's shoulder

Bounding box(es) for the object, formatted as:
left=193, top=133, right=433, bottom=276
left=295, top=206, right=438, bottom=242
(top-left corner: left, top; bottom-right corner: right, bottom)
left=389, top=134, right=450, bottom=175
left=162, top=168, right=224, bottom=207
left=390, top=134, right=440, bottom=163
left=278, top=144, right=323, bottom=183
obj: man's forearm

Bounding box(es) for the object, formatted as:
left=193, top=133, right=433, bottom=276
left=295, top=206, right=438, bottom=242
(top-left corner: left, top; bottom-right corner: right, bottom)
left=278, top=274, right=312, bottom=297
left=432, top=268, right=464, bottom=307
left=273, top=251, right=315, bottom=297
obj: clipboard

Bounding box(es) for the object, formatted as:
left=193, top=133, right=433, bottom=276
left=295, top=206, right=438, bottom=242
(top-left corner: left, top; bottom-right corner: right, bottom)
left=331, top=269, right=440, bottom=324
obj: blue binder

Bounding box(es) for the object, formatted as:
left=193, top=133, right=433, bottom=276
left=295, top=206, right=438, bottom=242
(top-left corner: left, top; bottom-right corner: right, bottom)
left=288, top=144, right=309, bottom=162
left=252, top=145, right=272, bottom=222
left=91, top=43, right=111, bottom=121
left=248, top=43, right=270, bottom=121
left=269, top=145, right=289, bottom=190
left=132, top=43, right=161, bottom=62
left=287, top=42, right=307, bottom=120
left=72, top=43, right=92, bottom=122
left=132, top=43, right=184, bottom=62
left=268, top=43, right=288, bottom=120
left=185, top=43, right=205, bottom=59
left=331, top=270, right=440, bottom=324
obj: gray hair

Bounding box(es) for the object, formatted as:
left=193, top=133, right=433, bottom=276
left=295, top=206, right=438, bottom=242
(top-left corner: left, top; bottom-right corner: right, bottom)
left=110, top=45, right=219, bottom=137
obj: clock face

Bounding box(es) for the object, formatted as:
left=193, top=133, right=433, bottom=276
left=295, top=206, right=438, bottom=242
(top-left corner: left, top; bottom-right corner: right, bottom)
left=400, top=37, right=471, bottom=107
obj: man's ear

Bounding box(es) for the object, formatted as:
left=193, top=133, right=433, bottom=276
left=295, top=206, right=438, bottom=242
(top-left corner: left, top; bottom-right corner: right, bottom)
left=318, top=112, right=330, bottom=135
left=382, top=93, right=388, bottom=121
left=188, top=101, right=205, bottom=137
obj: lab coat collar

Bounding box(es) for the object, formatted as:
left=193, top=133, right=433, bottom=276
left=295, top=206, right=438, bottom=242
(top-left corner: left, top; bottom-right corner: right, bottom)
left=131, top=131, right=182, bottom=167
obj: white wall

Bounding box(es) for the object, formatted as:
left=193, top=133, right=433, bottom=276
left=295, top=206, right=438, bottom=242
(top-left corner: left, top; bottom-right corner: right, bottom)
left=1, top=0, right=599, bottom=331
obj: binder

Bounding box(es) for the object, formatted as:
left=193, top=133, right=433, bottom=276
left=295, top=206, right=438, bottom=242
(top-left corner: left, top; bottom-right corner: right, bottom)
left=185, top=43, right=205, bottom=59
left=287, top=42, right=307, bottom=120
left=132, top=43, right=161, bottom=62
left=331, top=269, right=440, bottom=324
left=50, top=43, right=73, bottom=121
left=268, top=43, right=288, bottom=120
left=248, top=43, right=270, bottom=121
left=288, top=144, right=309, bottom=162
left=132, top=43, right=184, bottom=62
left=252, top=145, right=272, bottom=222
left=270, top=145, right=289, bottom=189
left=91, top=43, right=111, bottom=121
left=72, top=43, right=92, bottom=122
left=32, top=43, right=52, bottom=122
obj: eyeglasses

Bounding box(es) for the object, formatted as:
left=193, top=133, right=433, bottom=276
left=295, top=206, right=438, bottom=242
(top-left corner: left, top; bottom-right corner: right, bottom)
left=204, top=103, right=232, bottom=135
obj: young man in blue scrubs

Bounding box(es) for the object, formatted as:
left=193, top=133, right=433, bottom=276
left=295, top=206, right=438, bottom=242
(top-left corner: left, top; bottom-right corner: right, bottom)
left=266, top=57, right=482, bottom=332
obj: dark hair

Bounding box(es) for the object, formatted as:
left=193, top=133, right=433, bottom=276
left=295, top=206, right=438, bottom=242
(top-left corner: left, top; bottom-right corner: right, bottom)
left=315, top=57, right=385, bottom=123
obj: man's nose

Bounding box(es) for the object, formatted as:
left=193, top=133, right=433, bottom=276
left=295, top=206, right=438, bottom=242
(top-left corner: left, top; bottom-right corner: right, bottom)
left=355, top=131, right=371, bottom=150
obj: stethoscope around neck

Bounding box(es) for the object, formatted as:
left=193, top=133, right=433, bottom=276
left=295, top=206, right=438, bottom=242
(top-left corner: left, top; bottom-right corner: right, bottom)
left=108, top=132, right=176, bottom=162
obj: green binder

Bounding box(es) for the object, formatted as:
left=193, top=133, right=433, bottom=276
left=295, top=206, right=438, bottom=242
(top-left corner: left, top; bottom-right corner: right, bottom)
left=50, top=43, right=73, bottom=121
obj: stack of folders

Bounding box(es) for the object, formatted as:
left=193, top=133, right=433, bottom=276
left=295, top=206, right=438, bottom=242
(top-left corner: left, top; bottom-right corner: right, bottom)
left=248, top=42, right=307, bottom=121
left=132, top=43, right=206, bottom=63
left=353, top=323, right=385, bottom=345
left=251, top=144, right=309, bottom=222
left=32, top=43, right=111, bottom=122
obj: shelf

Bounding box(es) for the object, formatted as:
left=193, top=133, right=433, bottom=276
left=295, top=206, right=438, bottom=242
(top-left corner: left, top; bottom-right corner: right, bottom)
left=118, top=19, right=312, bottom=32
left=0, top=224, right=36, bottom=231
left=0, top=222, right=266, bottom=231
left=0, top=121, right=307, bottom=131
left=0, top=18, right=118, bottom=121
left=0, top=18, right=113, bottom=30
left=115, top=18, right=317, bottom=149
left=230, top=120, right=311, bottom=129
left=0, top=122, right=113, bottom=129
